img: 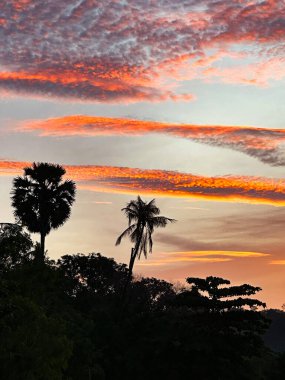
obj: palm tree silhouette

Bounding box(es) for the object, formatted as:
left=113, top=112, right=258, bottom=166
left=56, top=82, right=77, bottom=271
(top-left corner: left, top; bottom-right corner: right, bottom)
left=116, top=196, right=175, bottom=285
left=11, top=162, right=76, bottom=261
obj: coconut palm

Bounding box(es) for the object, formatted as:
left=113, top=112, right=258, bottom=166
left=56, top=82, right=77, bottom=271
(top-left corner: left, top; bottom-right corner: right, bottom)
left=11, top=162, right=76, bottom=261
left=116, top=196, right=175, bottom=284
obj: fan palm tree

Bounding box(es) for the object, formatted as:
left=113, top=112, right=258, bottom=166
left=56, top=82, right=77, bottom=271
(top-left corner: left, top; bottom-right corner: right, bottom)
left=116, top=196, right=175, bottom=284
left=11, top=162, right=76, bottom=261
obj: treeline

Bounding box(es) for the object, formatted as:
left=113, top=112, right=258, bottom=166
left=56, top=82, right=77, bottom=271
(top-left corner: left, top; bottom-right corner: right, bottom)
left=0, top=224, right=284, bottom=380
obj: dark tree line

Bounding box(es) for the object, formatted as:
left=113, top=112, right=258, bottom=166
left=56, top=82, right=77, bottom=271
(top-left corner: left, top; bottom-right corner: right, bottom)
left=0, top=162, right=284, bottom=379
left=0, top=224, right=284, bottom=379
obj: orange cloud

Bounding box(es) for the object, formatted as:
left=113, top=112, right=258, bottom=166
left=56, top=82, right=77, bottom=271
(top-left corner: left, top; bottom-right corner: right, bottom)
left=270, top=260, right=285, bottom=265
left=1, top=1, right=285, bottom=101
left=0, top=71, right=194, bottom=103
left=1, top=160, right=285, bottom=206
left=174, top=251, right=270, bottom=258
left=138, top=258, right=232, bottom=266
left=19, top=115, right=285, bottom=166
left=137, top=250, right=270, bottom=266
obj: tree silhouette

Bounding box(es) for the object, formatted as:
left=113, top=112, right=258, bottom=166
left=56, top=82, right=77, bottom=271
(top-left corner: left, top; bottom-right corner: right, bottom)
left=116, top=196, right=175, bottom=285
left=185, top=276, right=266, bottom=312
left=0, top=224, right=34, bottom=271
left=11, top=162, right=76, bottom=261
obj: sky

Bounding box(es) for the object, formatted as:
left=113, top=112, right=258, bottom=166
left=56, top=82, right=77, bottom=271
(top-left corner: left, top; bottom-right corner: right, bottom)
left=0, top=0, right=285, bottom=308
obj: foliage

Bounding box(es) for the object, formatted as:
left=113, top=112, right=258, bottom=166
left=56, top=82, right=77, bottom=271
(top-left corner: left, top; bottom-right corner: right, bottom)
left=57, top=253, right=128, bottom=298
left=11, top=162, right=76, bottom=259
left=183, top=275, right=267, bottom=311
left=0, top=224, right=34, bottom=271
left=0, top=239, right=282, bottom=379
left=0, top=280, right=72, bottom=380
left=115, top=196, right=175, bottom=287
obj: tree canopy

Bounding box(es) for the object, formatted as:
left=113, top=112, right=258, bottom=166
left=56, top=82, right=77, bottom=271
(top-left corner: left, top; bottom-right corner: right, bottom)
left=11, top=162, right=76, bottom=259
left=0, top=226, right=282, bottom=379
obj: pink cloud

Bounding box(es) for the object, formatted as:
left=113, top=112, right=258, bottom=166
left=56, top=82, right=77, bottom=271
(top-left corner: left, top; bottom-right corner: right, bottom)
left=0, top=1, right=285, bottom=101
left=1, top=159, right=285, bottom=206
left=19, top=115, right=285, bottom=166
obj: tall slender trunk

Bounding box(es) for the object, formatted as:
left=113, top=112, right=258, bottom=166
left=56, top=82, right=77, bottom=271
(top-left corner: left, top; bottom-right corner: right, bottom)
left=127, top=248, right=136, bottom=282
left=121, top=248, right=135, bottom=302
left=128, top=222, right=145, bottom=282
left=121, top=223, right=145, bottom=304
left=39, top=200, right=46, bottom=263
left=128, top=249, right=136, bottom=275
left=40, top=231, right=46, bottom=262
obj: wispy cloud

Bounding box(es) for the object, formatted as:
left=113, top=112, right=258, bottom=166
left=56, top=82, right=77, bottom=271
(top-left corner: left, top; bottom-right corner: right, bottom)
left=270, top=260, right=285, bottom=265
left=1, top=1, right=285, bottom=101
left=0, top=71, right=194, bottom=103
left=1, top=160, right=285, bottom=206
left=181, top=251, right=270, bottom=258
left=169, top=206, right=210, bottom=211
left=93, top=201, right=113, bottom=205
left=19, top=115, right=285, bottom=166
left=137, top=250, right=270, bottom=266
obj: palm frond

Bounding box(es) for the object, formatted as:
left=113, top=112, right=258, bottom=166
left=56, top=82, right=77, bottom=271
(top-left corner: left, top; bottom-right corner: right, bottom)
left=150, top=216, right=176, bottom=228
left=11, top=162, right=75, bottom=236
left=138, top=232, right=148, bottom=260
left=147, top=226, right=153, bottom=253
left=116, top=196, right=176, bottom=273
left=146, top=198, right=160, bottom=215
left=115, top=224, right=136, bottom=246
left=121, top=206, right=138, bottom=225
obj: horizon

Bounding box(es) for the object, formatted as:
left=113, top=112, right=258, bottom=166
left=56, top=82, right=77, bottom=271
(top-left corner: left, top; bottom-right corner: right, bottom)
left=1, top=0, right=285, bottom=309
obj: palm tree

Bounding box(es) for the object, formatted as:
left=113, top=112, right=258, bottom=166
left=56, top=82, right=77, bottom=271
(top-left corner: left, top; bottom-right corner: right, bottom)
left=11, top=162, right=76, bottom=261
left=116, top=196, right=175, bottom=285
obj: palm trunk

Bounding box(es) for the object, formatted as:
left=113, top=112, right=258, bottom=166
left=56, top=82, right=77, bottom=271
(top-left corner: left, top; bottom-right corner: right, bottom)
left=40, top=231, right=45, bottom=262
left=121, top=224, right=145, bottom=302
left=127, top=248, right=136, bottom=282
left=121, top=248, right=135, bottom=302
left=128, top=223, right=145, bottom=282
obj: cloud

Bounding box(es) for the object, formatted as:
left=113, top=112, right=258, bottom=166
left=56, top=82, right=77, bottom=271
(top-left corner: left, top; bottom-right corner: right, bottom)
left=270, top=260, right=285, bottom=265
left=93, top=201, right=112, bottom=205
left=186, top=251, right=269, bottom=258
left=1, top=1, right=285, bottom=101
left=194, top=208, right=285, bottom=242
left=203, top=56, right=285, bottom=87
left=0, top=71, right=194, bottom=103
left=1, top=159, right=285, bottom=206
left=153, top=207, right=285, bottom=261
left=139, top=258, right=232, bottom=265
left=19, top=115, right=285, bottom=166
left=137, top=250, right=269, bottom=266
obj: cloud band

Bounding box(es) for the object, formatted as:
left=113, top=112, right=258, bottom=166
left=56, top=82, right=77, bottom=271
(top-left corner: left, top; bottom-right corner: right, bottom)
left=1, top=160, right=285, bottom=206
left=19, top=115, right=285, bottom=166
left=1, top=1, right=285, bottom=101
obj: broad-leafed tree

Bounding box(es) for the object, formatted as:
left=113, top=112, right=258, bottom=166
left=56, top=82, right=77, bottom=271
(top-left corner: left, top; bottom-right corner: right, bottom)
left=11, top=162, right=76, bottom=261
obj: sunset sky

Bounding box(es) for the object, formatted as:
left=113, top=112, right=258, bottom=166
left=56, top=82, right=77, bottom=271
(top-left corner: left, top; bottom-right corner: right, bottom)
left=1, top=0, right=285, bottom=308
